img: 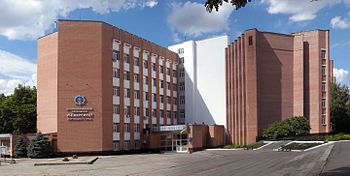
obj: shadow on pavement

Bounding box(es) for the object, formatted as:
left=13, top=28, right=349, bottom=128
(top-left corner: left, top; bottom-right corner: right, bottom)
left=321, top=167, right=350, bottom=176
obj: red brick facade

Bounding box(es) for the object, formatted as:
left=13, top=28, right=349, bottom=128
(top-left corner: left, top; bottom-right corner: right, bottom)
left=226, top=29, right=333, bottom=145
left=37, top=20, right=179, bottom=153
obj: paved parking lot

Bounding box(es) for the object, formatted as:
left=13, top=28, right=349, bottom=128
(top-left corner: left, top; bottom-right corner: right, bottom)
left=0, top=142, right=336, bottom=176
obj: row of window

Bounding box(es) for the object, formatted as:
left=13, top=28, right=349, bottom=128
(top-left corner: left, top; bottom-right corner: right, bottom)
left=113, top=123, right=140, bottom=133
left=113, top=69, right=178, bottom=88
left=113, top=87, right=178, bottom=102
left=113, top=50, right=178, bottom=77
left=113, top=140, right=140, bottom=151
left=113, top=105, right=178, bottom=118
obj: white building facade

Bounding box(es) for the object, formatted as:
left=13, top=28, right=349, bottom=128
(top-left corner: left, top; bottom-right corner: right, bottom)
left=168, top=35, right=229, bottom=127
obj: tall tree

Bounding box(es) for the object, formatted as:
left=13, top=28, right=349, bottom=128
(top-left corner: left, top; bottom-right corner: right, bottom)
left=330, top=83, right=350, bottom=133
left=0, top=85, right=37, bottom=134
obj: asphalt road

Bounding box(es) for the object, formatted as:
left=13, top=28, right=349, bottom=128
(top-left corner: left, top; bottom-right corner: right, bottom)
left=1, top=142, right=334, bottom=176
left=321, top=141, right=350, bottom=176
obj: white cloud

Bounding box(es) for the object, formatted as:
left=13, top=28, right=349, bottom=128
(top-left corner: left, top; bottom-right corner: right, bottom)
left=168, top=1, right=233, bottom=37
left=145, top=0, right=158, bottom=8
left=261, top=0, right=347, bottom=22
left=0, top=50, right=36, bottom=95
left=331, top=16, right=350, bottom=29
left=334, top=68, right=349, bottom=83
left=0, top=0, right=158, bottom=40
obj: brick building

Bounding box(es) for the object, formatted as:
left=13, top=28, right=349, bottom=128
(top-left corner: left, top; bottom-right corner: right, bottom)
left=226, top=29, right=334, bottom=145
left=37, top=20, right=224, bottom=153
left=37, top=20, right=180, bottom=153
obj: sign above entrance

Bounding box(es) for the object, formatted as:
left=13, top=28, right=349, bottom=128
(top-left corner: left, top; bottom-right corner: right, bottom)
left=159, top=125, right=187, bottom=132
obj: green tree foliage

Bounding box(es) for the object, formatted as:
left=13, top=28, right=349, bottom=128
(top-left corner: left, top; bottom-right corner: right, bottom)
left=205, top=0, right=251, bottom=12
left=27, top=132, right=51, bottom=158
left=263, top=116, right=310, bottom=140
left=13, top=135, right=28, bottom=158
left=330, top=83, right=350, bottom=133
left=204, top=0, right=319, bottom=12
left=0, top=85, right=37, bottom=134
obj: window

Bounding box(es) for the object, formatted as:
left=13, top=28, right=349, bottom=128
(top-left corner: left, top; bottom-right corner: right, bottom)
left=160, top=95, right=164, bottom=103
left=173, top=70, right=177, bottom=77
left=113, top=68, right=120, bottom=78
left=113, top=50, right=119, bottom=61
left=166, top=82, right=171, bottom=90
left=144, top=60, right=148, bottom=69
left=125, top=123, right=130, bottom=133
left=153, top=78, right=157, bottom=87
left=179, top=57, right=184, bottom=64
left=152, top=63, right=157, bottom=71
left=167, top=96, right=171, bottom=104
left=173, top=84, right=177, bottom=91
left=180, top=96, right=185, bottom=104
left=173, top=98, right=177, bottom=104
left=134, top=74, right=140, bottom=83
left=124, top=140, right=130, bottom=150
left=321, top=49, right=326, bottom=59
left=322, top=99, right=326, bottom=108
left=134, top=90, right=140, bottom=99
left=113, top=141, right=120, bottom=151
left=178, top=48, right=184, bottom=54
left=153, top=93, right=157, bottom=102
left=134, top=140, right=140, bottom=149
left=322, top=83, right=326, bottom=92
left=113, top=105, right=120, bottom=115
left=144, top=92, right=149, bottom=101
left=322, top=66, right=326, bottom=76
left=124, top=53, right=129, bottom=63
left=134, top=123, right=140, bottom=133
left=113, top=86, right=120, bottom=96
left=152, top=124, right=157, bottom=128
left=180, top=68, right=185, bottom=77
left=321, top=115, right=326, bottom=125
left=248, top=36, right=253, bottom=45
left=113, top=123, right=120, bottom=132
left=166, top=111, right=171, bottom=118
left=125, top=106, right=131, bottom=116
left=160, top=65, right=164, bottom=73
left=160, top=110, right=164, bottom=118
left=144, top=76, right=148, bottom=85
left=124, top=71, right=130, bottom=80
left=135, top=107, right=140, bottom=116
left=134, top=57, right=139, bottom=66
left=174, top=112, right=178, bottom=119
left=160, top=80, right=164, bottom=88
left=166, top=68, right=170, bottom=75
left=125, top=88, right=130, bottom=98
left=152, top=109, right=157, bottom=117
left=145, top=108, right=149, bottom=117
left=180, top=82, right=185, bottom=91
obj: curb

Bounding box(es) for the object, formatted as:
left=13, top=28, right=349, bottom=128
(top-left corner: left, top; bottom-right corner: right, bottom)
left=34, top=157, right=98, bottom=166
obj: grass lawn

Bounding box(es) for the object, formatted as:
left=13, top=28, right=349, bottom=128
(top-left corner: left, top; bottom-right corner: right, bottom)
left=283, top=142, right=322, bottom=150
left=245, top=141, right=267, bottom=149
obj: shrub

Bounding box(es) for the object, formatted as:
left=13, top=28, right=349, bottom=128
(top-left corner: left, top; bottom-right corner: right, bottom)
left=27, top=132, right=51, bottom=158
left=63, top=157, right=69, bottom=162
left=263, top=116, right=310, bottom=140
left=223, top=144, right=242, bottom=149
left=13, top=135, right=28, bottom=158
left=326, top=133, right=350, bottom=141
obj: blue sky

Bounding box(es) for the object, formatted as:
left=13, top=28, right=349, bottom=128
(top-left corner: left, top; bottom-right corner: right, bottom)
left=0, top=0, right=349, bottom=94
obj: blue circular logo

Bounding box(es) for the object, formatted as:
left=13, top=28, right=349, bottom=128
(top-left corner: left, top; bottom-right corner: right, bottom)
left=74, top=95, right=86, bottom=106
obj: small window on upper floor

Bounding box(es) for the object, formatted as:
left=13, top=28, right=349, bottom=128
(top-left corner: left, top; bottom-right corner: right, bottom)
left=178, top=48, right=184, bottom=54
left=248, top=36, right=253, bottom=46
left=321, top=49, right=326, bottom=59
